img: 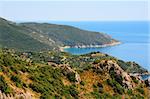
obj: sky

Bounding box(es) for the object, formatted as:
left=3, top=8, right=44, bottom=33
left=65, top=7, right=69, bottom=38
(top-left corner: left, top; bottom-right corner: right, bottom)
left=0, top=0, right=149, bottom=21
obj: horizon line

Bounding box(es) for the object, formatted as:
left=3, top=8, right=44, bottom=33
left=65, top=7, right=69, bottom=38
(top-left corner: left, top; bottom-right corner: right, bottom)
left=1, top=17, right=150, bottom=23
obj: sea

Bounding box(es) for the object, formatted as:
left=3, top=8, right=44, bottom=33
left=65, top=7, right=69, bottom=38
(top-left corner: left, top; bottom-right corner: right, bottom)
left=50, top=21, right=150, bottom=72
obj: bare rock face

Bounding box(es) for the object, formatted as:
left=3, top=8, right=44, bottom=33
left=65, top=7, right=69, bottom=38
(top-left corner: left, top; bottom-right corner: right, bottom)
left=59, top=64, right=81, bottom=84
left=93, top=60, right=136, bottom=89
left=145, top=78, right=150, bottom=87
left=75, top=72, right=81, bottom=84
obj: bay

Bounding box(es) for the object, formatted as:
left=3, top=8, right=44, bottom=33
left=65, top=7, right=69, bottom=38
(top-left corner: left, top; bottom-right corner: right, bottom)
left=50, top=21, right=150, bottom=71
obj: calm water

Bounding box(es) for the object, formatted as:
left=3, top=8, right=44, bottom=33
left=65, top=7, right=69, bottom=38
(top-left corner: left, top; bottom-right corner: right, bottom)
left=50, top=21, right=150, bottom=71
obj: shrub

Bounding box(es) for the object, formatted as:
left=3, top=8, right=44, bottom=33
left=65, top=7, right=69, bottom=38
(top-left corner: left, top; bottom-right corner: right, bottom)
left=127, top=89, right=133, bottom=95
left=29, top=83, right=46, bottom=93
left=11, top=75, right=23, bottom=88
left=131, top=76, right=139, bottom=84
left=115, top=83, right=124, bottom=94
left=136, top=87, right=145, bottom=95
left=91, top=91, right=100, bottom=99
left=80, top=81, right=85, bottom=86
left=69, top=86, right=79, bottom=98
left=40, top=93, right=53, bottom=99
left=97, top=82, right=103, bottom=93
left=2, top=54, right=14, bottom=66
left=0, top=75, right=12, bottom=94
left=109, top=67, right=123, bottom=85
left=131, top=94, right=144, bottom=99
left=67, top=72, right=76, bottom=82
left=93, top=59, right=100, bottom=64
left=106, top=79, right=124, bottom=94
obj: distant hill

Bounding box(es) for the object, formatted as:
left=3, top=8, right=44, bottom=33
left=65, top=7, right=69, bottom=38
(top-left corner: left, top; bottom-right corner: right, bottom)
left=0, top=18, right=52, bottom=51
left=0, top=17, right=118, bottom=51
left=20, top=22, right=116, bottom=47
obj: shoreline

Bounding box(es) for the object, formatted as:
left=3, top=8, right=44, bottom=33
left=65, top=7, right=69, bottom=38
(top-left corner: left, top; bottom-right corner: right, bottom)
left=59, top=41, right=121, bottom=52
left=129, top=73, right=150, bottom=81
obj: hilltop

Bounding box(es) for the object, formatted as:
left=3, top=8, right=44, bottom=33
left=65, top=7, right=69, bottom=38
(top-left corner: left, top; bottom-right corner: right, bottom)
left=0, top=49, right=149, bottom=99
left=0, top=17, right=119, bottom=51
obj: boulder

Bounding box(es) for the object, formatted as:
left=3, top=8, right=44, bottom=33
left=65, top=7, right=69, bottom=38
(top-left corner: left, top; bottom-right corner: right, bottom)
left=145, top=78, right=150, bottom=87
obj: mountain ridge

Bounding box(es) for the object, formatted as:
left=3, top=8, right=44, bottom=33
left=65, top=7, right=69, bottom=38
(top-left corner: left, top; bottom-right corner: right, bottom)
left=0, top=17, right=119, bottom=51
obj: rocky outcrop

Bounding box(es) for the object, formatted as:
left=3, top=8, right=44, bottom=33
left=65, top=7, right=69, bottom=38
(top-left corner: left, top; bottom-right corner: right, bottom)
left=145, top=78, right=150, bottom=87
left=55, top=64, right=81, bottom=84
left=93, top=60, right=137, bottom=89
left=0, top=91, right=32, bottom=99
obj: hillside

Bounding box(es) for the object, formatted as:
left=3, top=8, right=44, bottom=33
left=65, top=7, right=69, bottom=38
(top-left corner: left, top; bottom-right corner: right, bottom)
left=0, top=17, right=118, bottom=51
left=0, top=49, right=149, bottom=99
left=20, top=22, right=117, bottom=47
left=0, top=18, right=52, bottom=51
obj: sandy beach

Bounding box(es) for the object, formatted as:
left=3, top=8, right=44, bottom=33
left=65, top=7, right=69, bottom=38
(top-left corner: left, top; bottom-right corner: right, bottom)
left=59, top=41, right=121, bottom=52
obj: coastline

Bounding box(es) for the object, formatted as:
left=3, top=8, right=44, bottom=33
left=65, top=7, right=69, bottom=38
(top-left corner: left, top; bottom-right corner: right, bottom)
left=59, top=46, right=71, bottom=52
left=129, top=72, right=150, bottom=81
left=59, top=41, right=121, bottom=52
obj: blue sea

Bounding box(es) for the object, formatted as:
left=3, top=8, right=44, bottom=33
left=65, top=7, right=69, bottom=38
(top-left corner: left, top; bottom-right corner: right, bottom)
left=50, top=21, right=150, bottom=71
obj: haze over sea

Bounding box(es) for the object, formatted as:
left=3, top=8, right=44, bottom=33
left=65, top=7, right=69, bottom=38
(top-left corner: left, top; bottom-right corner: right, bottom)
left=50, top=21, right=150, bottom=71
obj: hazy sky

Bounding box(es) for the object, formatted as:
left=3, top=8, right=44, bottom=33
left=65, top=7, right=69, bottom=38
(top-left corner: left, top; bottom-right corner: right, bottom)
left=0, top=0, right=149, bottom=21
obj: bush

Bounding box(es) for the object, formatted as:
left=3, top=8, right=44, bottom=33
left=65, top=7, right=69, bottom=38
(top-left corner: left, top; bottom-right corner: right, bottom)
left=136, top=87, right=145, bottom=95
left=2, top=54, right=15, bottom=66
left=29, top=83, right=46, bottom=93
left=11, top=75, right=23, bottom=88
left=106, top=79, right=124, bottom=94
left=0, top=75, right=12, bottom=94
left=69, top=86, right=79, bottom=98
left=29, top=66, right=66, bottom=97
left=93, top=59, right=100, bottom=64
left=127, top=89, right=133, bottom=95
left=97, top=82, right=103, bottom=93
left=67, top=72, right=76, bottom=82
left=91, top=91, right=100, bottom=99
left=131, top=94, right=144, bottom=99
left=80, top=81, right=85, bottom=86
left=131, top=76, right=139, bottom=84
left=109, top=67, right=123, bottom=86
left=115, top=83, right=124, bottom=94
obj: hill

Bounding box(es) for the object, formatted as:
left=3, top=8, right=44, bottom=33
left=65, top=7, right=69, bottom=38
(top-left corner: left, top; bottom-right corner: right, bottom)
left=20, top=22, right=117, bottom=47
left=0, top=17, right=119, bottom=51
left=0, top=49, right=149, bottom=99
left=0, top=18, right=52, bottom=51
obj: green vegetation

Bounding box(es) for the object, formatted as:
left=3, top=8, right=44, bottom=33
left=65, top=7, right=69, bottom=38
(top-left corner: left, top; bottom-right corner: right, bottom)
left=117, top=60, right=147, bottom=73
left=0, top=17, right=117, bottom=51
left=0, top=49, right=149, bottom=98
left=136, top=87, right=145, bottom=95
left=131, top=76, right=139, bottom=84
left=11, top=75, right=23, bottom=88
left=0, top=75, right=12, bottom=94
left=106, top=79, right=124, bottom=94
left=67, top=72, right=76, bottom=82
left=0, top=17, right=149, bottom=99
left=127, top=89, right=133, bottom=95
left=0, top=18, right=51, bottom=51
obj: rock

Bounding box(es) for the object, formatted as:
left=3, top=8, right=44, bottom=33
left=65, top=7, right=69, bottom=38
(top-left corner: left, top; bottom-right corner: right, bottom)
left=145, top=78, right=150, bottom=87
left=75, top=72, right=81, bottom=84
left=59, top=64, right=81, bottom=84
left=93, top=60, right=135, bottom=89
left=97, top=82, right=103, bottom=93
left=0, top=90, right=32, bottom=99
